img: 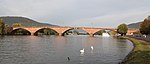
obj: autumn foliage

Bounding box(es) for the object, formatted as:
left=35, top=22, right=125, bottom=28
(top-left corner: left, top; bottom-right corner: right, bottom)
left=140, top=18, right=150, bottom=35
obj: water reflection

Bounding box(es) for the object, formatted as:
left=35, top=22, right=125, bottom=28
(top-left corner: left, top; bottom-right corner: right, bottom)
left=0, top=36, right=133, bottom=64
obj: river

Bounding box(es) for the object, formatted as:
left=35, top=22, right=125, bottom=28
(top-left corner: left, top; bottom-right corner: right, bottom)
left=0, top=35, right=133, bottom=64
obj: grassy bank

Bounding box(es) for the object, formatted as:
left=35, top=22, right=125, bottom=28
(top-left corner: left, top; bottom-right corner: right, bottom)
left=120, top=37, right=150, bottom=64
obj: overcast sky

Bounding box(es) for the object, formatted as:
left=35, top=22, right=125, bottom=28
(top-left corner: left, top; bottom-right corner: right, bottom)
left=0, top=0, right=150, bottom=28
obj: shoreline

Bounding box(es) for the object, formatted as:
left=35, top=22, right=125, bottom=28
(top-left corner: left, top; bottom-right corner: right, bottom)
left=119, top=37, right=150, bottom=64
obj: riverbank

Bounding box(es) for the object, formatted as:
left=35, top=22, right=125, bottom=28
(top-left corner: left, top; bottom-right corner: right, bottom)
left=120, top=37, right=150, bottom=64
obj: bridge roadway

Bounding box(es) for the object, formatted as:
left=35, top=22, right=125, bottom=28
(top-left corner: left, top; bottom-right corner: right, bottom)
left=13, top=26, right=138, bottom=36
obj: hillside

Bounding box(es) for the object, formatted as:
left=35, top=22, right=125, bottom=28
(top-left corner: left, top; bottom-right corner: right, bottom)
left=0, top=16, right=58, bottom=27
left=128, top=16, right=150, bottom=29
left=128, top=22, right=141, bottom=29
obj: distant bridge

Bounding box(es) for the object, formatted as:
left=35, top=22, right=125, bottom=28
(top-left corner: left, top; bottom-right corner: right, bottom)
left=12, top=26, right=138, bottom=36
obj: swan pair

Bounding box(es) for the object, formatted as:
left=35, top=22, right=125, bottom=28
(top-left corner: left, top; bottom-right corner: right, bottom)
left=80, top=46, right=94, bottom=53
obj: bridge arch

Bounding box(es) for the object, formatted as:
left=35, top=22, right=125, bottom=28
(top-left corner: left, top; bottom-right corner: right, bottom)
left=61, top=28, right=90, bottom=36
left=93, top=29, right=116, bottom=36
left=34, top=28, right=59, bottom=36
left=11, top=28, right=31, bottom=35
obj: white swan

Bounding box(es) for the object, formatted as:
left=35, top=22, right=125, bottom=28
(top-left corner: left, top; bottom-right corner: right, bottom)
left=91, top=46, right=94, bottom=50
left=80, top=48, right=84, bottom=53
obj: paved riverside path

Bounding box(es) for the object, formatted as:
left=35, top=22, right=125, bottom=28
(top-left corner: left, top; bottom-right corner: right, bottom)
left=127, top=35, right=150, bottom=44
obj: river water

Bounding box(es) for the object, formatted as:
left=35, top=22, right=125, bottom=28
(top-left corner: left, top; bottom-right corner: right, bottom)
left=0, top=35, right=133, bottom=64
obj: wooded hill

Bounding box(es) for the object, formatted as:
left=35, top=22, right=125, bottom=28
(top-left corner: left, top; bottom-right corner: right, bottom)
left=0, top=16, right=58, bottom=27
left=128, top=22, right=141, bottom=29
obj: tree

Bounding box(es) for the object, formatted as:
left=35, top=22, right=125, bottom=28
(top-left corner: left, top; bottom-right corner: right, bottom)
left=4, top=24, right=12, bottom=35
left=117, top=23, right=128, bottom=36
left=0, top=19, right=5, bottom=35
left=93, top=30, right=103, bottom=35
left=43, top=28, right=58, bottom=35
left=12, top=23, right=22, bottom=27
left=43, top=29, right=50, bottom=35
left=139, top=18, right=150, bottom=35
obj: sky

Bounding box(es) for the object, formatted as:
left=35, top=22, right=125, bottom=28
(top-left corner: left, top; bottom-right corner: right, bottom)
left=0, top=0, right=150, bottom=28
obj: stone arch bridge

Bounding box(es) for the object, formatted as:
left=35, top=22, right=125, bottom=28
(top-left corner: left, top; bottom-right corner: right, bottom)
left=13, top=26, right=138, bottom=36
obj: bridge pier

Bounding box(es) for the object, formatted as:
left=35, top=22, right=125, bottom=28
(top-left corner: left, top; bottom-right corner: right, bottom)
left=31, top=33, right=33, bottom=36
left=89, top=33, right=94, bottom=37
left=30, top=32, right=35, bottom=36
left=58, top=33, right=62, bottom=36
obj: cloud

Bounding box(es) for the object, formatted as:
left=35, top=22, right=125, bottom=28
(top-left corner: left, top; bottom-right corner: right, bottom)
left=0, top=0, right=150, bottom=27
left=68, top=10, right=150, bottom=28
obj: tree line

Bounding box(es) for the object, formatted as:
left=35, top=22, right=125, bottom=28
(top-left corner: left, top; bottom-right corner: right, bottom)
left=0, top=19, right=22, bottom=35
left=139, top=16, right=150, bottom=36
left=117, top=16, right=150, bottom=36
left=0, top=19, right=58, bottom=35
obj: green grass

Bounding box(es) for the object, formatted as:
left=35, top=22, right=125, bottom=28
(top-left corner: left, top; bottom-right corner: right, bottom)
left=121, top=37, right=150, bottom=64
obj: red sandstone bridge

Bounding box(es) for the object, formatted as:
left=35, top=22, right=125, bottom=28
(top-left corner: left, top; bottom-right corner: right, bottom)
left=13, top=26, right=138, bottom=36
